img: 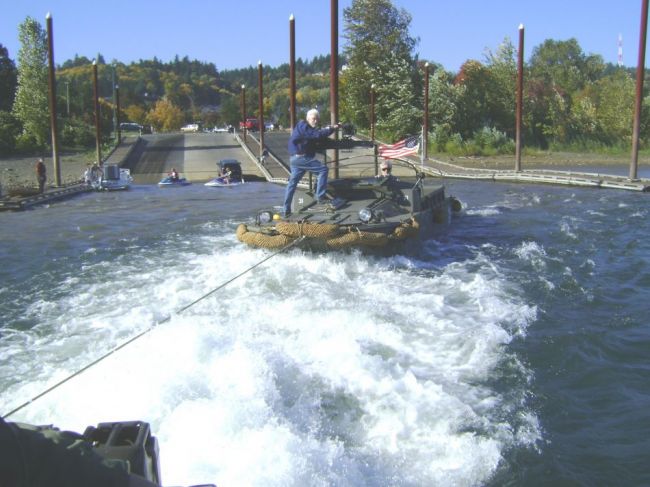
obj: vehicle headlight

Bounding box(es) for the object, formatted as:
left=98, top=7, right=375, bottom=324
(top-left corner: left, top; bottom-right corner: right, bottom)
left=256, top=211, right=273, bottom=224
left=358, top=207, right=373, bottom=223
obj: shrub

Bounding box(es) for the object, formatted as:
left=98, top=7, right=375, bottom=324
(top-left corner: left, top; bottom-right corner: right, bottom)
left=14, top=132, right=42, bottom=153
left=444, top=133, right=465, bottom=155
left=436, top=127, right=515, bottom=156
left=61, top=119, right=95, bottom=148
left=0, top=111, right=22, bottom=154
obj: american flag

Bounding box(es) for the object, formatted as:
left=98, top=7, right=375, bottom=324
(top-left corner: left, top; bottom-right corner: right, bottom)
left=378, top=135, right=420, bottom=159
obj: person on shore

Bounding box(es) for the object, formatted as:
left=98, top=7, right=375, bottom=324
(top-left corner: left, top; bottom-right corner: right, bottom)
left=283, top=109, right=340, bottom=216
left=35, top=158, right=46, bottom=193
left=90, top=163, right=103, bottom=187
left=83, top=164, right=94, bottom=185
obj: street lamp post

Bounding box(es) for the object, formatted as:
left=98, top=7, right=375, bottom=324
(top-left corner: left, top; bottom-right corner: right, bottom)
left=111, top=65, right=117, bottom=139
left=115, top=84, right=121, bottom=144
left=370, top=83, right=378, bottom=173
left=241, top=84, right=246, bottom=143
left=423, top=62, right=429, bottom=162
left=65, top=81, right=70, bottom=116
left=92, top=60, right=102, bottom=165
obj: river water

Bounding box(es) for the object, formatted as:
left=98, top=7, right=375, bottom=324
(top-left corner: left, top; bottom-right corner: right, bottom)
left=1, top=178, right=648, bottom=486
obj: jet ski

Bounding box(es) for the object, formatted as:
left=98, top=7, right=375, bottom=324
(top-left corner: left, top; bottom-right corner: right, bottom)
left=205, top=159, right=245, bottom=187
left=158, top=176, right=191, bottom=187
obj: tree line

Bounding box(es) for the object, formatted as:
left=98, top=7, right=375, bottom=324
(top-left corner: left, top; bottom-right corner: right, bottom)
left=1, top=0, right=649, bottom=157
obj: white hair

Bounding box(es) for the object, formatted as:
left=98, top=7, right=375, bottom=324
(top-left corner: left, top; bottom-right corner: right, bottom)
left=306, top=109, right=320, bottom=120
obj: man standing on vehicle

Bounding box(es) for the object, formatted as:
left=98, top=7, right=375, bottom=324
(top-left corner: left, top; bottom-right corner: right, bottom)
left=283, top=109, right=340, bottom=216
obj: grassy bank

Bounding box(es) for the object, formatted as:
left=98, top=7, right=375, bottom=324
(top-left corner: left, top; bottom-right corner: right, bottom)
left=430, top=149, right=650, bottom=170
left=0, top=152, right=93, bottom=195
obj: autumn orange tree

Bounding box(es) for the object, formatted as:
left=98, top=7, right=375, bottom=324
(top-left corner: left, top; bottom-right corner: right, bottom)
left=146, top=98, right=183, bottom=132
left=124, top=105, right=147, bottom=125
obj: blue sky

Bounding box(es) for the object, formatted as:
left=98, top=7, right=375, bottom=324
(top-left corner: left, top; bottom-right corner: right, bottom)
left=2, top=1, right=647, bottom=72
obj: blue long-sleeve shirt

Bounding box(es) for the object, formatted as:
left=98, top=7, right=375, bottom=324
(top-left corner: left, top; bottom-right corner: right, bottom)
left=287, top=121, right=336, bottom=158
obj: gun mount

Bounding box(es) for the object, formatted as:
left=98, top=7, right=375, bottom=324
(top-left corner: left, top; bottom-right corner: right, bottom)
left=315, top=123, right=376, bottom=152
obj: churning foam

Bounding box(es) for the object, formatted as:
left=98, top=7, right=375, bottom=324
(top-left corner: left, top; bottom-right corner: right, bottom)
left=1, top=226, right=539, bottom=486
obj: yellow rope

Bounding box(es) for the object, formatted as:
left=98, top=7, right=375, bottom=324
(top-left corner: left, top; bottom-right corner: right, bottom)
left=275, top=221, right=340, bottom=238
left=392, top=219, right=420, bottom=239
left=237, top=219, right=420, bottom=250
left=236, top=224, right=296, bottom=248
left=326, top=231, right=388, bottom=249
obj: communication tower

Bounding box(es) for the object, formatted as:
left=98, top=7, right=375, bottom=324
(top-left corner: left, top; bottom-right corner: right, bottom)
left=618, top=33, right=623, bottom=66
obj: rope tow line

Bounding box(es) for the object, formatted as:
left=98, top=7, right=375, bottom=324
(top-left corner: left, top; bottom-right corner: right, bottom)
left=3, top=236, right=305, bottom=419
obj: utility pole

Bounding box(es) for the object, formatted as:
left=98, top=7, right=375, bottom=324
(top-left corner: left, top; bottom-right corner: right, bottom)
left=46, top=13, right=61, bottom=187
left=258, top=60, right=265, bottom=159
left=630, top=0, right=649, bottom=180
left=423, top=62, right=429, bottom=161
left=92, top=60, right=102, bottom=165
left=289, top=14, right=296, bottom=129
left=515, top=24, right=525, bottom=173
left=330, top=0, right=339, bottom=178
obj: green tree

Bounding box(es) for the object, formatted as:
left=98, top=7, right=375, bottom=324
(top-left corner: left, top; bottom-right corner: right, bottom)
left=452, top=39, right=517, bottom=143
left=372, top=51, right=420, bottom=137
left=483, top=38, right=517, bottom=136
left=527, top=38, right=606, bottom=146
left=570, top=69, right=636, bottom=146
left=0, top=44, right=18, bottom=112
left=425, top=66, right=461, bottom=150
left=569, top=86, right=599, bottom=142
left=529, top=39, right=604, bottom=96
left=593, top=70, right=636, bottom=144
left=219, top=94, right=241, bottom=126
left=341, top=0, right=419, bottom=139
left=454, top=60, right=491, bottom=138
left=12, top=16, right=50, bottom=148
left=60, top=54, right=92, bottom=69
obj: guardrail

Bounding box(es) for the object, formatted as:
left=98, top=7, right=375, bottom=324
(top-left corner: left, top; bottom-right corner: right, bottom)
left=419, top=159, right=649, bottom=192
